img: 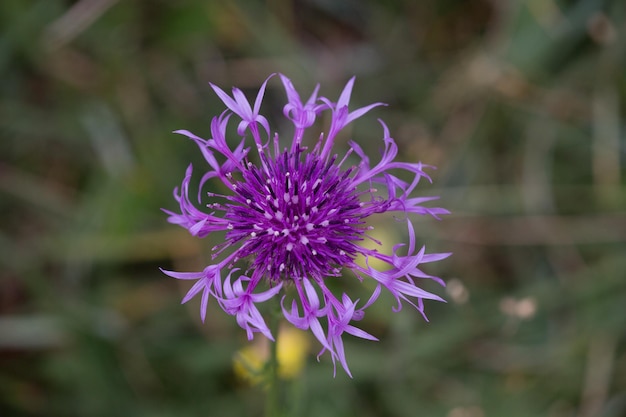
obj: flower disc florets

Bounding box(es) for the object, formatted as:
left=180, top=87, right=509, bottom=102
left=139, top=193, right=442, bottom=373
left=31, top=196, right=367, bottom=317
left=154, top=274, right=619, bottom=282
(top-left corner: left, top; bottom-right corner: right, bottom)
left=228, top=148, right=366, bottom=282
left=161, top=74, right=450, bottom=376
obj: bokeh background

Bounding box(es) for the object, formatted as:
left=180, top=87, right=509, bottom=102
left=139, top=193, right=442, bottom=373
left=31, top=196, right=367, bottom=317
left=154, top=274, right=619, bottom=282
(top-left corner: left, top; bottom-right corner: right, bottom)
left=1, top=0, right=625, bottom=416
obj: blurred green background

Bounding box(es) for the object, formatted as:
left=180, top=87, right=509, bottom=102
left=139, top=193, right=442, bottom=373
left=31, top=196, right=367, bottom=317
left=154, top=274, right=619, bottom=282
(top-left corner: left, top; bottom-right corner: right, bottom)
left=1, top=0, right=625, bottom=416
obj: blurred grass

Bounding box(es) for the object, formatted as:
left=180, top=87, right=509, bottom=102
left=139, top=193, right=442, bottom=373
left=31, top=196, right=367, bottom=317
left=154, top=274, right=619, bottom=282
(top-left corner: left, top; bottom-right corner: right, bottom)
left=1, top=0, right=625, bottom=416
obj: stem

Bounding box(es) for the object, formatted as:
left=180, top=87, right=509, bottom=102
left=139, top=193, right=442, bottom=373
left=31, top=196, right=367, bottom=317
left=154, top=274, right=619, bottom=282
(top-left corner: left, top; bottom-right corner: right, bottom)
left=265, top=298, right=281, bottom=417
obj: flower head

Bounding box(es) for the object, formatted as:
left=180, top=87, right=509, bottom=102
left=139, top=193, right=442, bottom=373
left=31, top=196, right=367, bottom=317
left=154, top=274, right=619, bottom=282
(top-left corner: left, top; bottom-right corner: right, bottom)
left=162, top=74, right=450, bottom=376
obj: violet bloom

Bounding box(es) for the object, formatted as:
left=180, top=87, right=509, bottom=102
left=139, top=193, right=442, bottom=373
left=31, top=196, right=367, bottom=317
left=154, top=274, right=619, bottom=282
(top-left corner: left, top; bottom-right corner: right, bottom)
left=162, top=74, right=450, bottom=376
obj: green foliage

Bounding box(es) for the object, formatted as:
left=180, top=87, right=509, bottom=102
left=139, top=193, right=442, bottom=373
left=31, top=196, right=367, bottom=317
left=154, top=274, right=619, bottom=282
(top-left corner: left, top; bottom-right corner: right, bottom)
left=1, top=0, right=624, bottom=416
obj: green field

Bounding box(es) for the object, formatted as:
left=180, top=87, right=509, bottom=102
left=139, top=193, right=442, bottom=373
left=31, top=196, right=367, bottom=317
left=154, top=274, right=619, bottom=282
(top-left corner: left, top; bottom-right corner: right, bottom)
left=1, top=1, right=625, bottom=416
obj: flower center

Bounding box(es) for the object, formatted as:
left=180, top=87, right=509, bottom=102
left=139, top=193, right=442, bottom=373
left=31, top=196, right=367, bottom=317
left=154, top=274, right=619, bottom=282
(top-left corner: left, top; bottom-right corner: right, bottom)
left=226, top=148, right=367, bottom=282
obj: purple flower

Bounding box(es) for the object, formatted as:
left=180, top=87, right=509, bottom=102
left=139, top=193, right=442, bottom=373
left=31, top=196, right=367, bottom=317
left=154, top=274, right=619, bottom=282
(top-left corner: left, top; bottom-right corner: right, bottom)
left=162, top=74, right=450, bottom=376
